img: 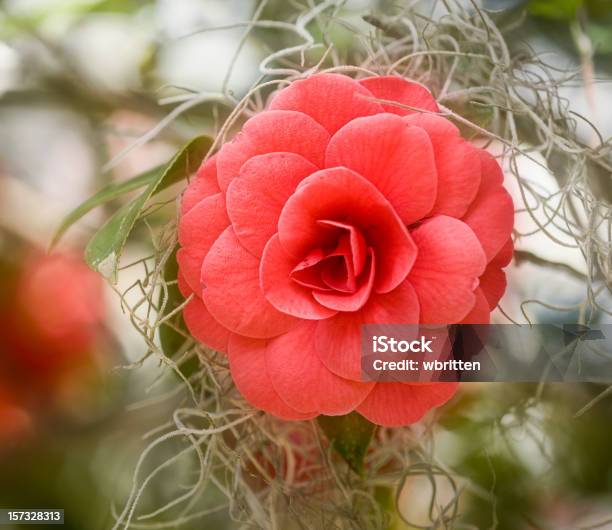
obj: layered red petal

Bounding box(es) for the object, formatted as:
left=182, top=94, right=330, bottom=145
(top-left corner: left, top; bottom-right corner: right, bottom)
left=265, top=321, right=374, bottom=415
left=358, top=75, right=440, bottom=115
left=228, top=334, right=316, bottom=420
left=177, top=192, right=230, bottom=294
left=478, top=237, right=513, bottom=310
left=315, top=281, right=420, bottom=381
left=357, top=382, right=458, bottom=427
left=181, top=154, right=221, bottom=216
left=313, top=248, right=376, bottom=312
left=216, top=110, right=329, bottom=192
left=404, top=113, right=481, bottom=217
left=183, top=295, right=231, bottom=353
left=201, top=227, right=298, bottom=338
left=269, top=73, right=384, bottom=134
left=459, top=287, right=491, bottom=324
left=226, top=152, right=317, bottom=257
left=462, top=152, right=514, bottom=262
left=325, top=113, right=437, bottom=224
left=408, top=216, right=486, bottom=324
left=260, top=234, right=338, bottom=319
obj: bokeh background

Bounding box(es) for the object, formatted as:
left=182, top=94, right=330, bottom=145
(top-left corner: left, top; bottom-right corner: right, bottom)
left=0, top=0, right=611, bottom=529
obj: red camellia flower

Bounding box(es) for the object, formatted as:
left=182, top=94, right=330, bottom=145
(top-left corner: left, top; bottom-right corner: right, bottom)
left=177, top=73, right=514, bottom=427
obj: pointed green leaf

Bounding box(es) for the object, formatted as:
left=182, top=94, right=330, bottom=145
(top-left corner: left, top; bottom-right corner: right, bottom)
left=318, top=412, right=376, bottom=474
left=84, top=135, right=212, bottom=281
left=51, top=164, right=164, bottom=249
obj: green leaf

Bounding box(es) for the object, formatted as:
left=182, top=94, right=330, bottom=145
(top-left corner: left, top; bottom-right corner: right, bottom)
left=84, top=135, right=212, bottom=281
left=158, top=247, right=200, bottom=377
left=51, top=164, right=164, bottom=249
left=317, top=412, right=376, bottom=475
left=158, top=248, right=200, bottom=378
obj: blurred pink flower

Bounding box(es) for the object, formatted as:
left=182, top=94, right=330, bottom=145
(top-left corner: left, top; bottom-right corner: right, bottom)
left=4, top=252, right=104, bottom=375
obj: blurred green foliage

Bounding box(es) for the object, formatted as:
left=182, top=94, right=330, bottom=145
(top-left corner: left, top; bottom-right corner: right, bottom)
left=0, top=0, right=154, bottom=38
left=528, top=0, right=612, bottom=19
left=438, top=383, right=612, bottom=529
left=528, top=0, right=586, bottom=20
left=487, top=0, right=612, bottom=77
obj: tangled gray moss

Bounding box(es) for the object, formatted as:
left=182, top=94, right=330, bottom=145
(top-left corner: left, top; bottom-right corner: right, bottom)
left=107, top=1, right=612, bottom=529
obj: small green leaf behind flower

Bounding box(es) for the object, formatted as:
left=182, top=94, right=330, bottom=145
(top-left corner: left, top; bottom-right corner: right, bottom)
left=318, top=412, right=376, bottom=475
left=158, top=247, right=186, bottom=355
left=158, top=247, right=200, bottom=376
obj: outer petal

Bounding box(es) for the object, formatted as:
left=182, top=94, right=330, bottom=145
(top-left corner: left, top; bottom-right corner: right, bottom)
left=228, top=334, right=316, bottom=420
left=216, top=110, right=329, bottom=192
left=316, top=281, right=420, bottom=381
left=177, top=271, right=191, bottom=298
left=260, top=235, right=337, bottom=319
left=183, top=295, right=231, bottom=353
left=176, top=247, right=205, bottom=296
left=265, top=321, right=374, bottom=415
left=356, top=382, right=458, bottom=427
left=269, top=73, right=384, bottom=134
left=177, top=193, right=230, bottom=294
left=226, top=153, right=317, bottom=257
left=462, top=153, right=514, bottom=262
left=202, top=227, right=298, bottom=338
left=325, top=114, right=437, bottom=224
left=479, top=150, right=504, bottom=186
left=178, top=192, right=230, bottom=253
left=404, top=113, right=481, bottom=217
left=277, top=168, right=417, bottom=293
left=459, top=287, right=491, bottom=324
left=491, top=237, right=514, bottom=267
left=359, top=76, right=440, bottom=116
left=478, top=237, right=512, bottom=310
left=181, top=155, right=220, bottom=216
left=479, top=265, right=507, bottom=311
left=408, top=216, right=487, bottom=324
